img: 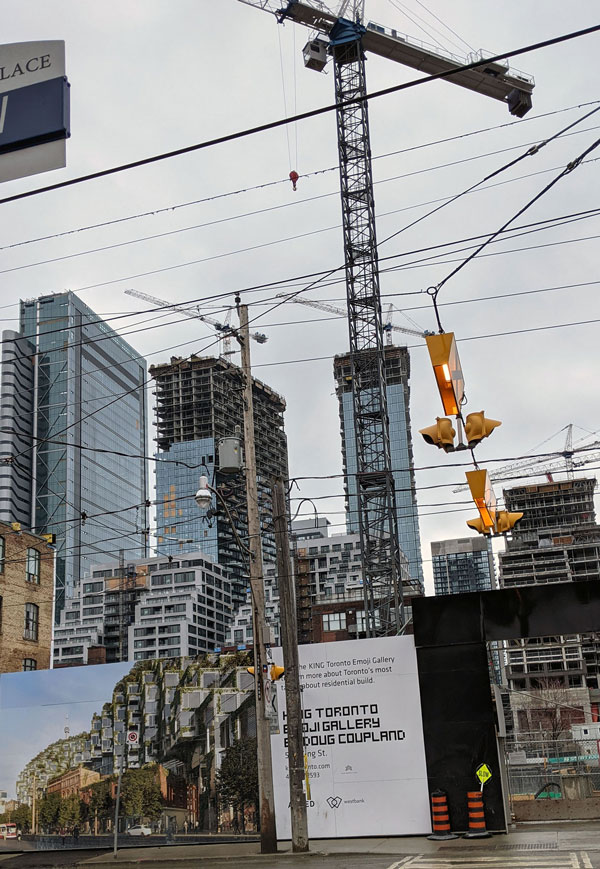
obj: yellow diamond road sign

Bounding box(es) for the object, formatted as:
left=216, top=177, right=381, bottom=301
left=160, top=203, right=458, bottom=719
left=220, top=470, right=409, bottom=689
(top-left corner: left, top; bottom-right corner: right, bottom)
left=476, top=763, right=492, bottom=784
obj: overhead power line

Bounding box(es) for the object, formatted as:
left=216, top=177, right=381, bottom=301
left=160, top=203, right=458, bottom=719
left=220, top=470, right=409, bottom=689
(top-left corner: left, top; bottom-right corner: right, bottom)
left=0, top=24, right=599, bottom=208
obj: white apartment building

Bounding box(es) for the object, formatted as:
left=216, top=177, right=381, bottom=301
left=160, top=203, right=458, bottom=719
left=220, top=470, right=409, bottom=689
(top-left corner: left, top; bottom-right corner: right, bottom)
left=53, top=553, right=233, bottom=666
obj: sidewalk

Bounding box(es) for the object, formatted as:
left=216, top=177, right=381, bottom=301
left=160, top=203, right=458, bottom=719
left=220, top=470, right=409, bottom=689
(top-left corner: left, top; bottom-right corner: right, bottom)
left=2, top=823, right=600, bottom=868
left=81, top=822, right=600, bottom=864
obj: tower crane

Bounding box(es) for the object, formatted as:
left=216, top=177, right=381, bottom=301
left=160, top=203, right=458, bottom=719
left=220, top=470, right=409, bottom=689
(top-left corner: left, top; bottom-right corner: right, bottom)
left=238, top=0, right=535, bottom=637
left=124, top=289, right=267, bottom=357
left=276, top=291, right=431, bottom=339
left=452, top=425, right=600, bottom=494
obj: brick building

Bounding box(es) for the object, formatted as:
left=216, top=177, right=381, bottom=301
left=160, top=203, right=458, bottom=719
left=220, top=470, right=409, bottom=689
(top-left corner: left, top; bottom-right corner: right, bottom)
left=0, top=522, right=55, bottom=672
left=47, top=765, right=100, bottom=799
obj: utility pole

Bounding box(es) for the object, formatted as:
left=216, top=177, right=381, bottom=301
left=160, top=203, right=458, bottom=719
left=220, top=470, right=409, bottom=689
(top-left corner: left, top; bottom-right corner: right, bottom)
left=236, top=296, right=277, bottom=854
left=31, top=773, right=36, bottom=835
left=272, top=478, right=309, bottom=852
left=113, top=751, right=124, bottom=859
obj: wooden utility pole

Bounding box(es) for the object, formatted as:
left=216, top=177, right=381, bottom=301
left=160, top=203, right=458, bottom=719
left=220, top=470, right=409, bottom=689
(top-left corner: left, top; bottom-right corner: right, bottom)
left=31, top=773, right=37, bottom=835
left=273, top=478, right=309, bottom=852
left=236, top=298, right=277, bottom=854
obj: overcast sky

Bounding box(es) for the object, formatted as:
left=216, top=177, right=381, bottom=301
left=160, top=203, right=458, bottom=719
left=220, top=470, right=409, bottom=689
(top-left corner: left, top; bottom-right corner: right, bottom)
left=1, top=1, right=599, bottom=593
left=0, top=662, right=130, bottom=798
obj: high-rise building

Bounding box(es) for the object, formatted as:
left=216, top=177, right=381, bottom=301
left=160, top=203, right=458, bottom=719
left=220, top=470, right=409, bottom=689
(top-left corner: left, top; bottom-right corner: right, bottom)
left=499, top=478, right=600, bottom=726
left=0, top=292, right=148, bottom=617
left=334, top=345, right=423, bottom=590
left=150, top=354, right=288, bottom=605
left=432, top=537, right=496, bottom=596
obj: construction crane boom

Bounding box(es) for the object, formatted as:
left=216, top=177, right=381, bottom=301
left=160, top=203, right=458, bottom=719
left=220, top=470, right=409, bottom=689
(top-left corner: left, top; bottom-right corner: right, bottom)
left=276, top=292, right=427, bottom=338
left=124, top=289, right=267, bottom=354
left=239, top=0, right=534, bottom=115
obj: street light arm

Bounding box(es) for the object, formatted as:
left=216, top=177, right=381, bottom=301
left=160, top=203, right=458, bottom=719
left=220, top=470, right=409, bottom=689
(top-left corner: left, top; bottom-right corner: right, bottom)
left=196, top=476, right=252, bottom=558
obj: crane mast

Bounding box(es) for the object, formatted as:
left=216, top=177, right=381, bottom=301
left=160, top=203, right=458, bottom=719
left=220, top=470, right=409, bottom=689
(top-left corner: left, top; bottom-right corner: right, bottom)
left=237, top=0, right=535, bottom=636
left=330, top=18, right=406, bottom=635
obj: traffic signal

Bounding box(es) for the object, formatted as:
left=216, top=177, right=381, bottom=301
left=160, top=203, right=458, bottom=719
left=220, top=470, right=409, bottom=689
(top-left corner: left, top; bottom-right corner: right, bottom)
left=495, top=511, right=524, bottom=534
left=419, top=417, right=456, bottom=452
left=464, top=411, right=502, bottom=447
left=466, top=469, right=496, bottom=530
left=247, top=667, right=255, bottom=676
left=466, top=516, right=492, bottom=535
left=270, top=665, right=285, bottom=681
left=425, top=332, right=464, bottom=416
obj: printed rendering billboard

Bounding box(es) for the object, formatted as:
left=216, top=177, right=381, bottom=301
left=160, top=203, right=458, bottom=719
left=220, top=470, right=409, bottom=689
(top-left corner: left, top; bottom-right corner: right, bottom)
left=271, top=635, right=432, bottom=837
left=0, top=636, right=430, bottom=851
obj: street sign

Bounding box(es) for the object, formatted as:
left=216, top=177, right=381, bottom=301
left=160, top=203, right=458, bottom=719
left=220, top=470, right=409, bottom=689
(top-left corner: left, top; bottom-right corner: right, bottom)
left=126, top=730, right=139, bottom=745
left=476, top=763, right=492, bottom=786
left=0, top=41, right=70, bottom=183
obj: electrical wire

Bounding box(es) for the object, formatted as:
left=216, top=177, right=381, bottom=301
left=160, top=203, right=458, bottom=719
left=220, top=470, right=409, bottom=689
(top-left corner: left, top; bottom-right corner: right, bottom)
left=1, top=99, right=596, bottom=260
left=0, top=24, right=598, bottom=208
left=4, top=122, right=599, bottom=281
left=430, top=131, right=600, bottom=327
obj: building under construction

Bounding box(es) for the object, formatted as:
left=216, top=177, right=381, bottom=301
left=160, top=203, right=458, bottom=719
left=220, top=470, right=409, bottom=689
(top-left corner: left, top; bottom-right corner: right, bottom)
left=334, top=345, right=423, bottom=593
left=500, top=478, right=600, bottom=723
left=150, top=355, right=288, bottom=606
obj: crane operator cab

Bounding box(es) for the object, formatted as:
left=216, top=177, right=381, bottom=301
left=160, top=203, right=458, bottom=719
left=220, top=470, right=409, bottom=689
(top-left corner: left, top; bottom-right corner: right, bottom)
left=303, top=37, right=328, bottom=71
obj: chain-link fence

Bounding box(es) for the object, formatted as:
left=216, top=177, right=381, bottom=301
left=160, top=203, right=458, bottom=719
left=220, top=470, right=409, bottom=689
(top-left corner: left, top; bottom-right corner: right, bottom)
left=505, top=733, right=600, bottom=818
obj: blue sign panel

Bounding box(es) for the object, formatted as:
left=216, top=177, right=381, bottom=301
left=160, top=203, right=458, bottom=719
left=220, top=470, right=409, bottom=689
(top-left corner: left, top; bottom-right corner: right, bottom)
left=0, top=75, right=70, bottom=156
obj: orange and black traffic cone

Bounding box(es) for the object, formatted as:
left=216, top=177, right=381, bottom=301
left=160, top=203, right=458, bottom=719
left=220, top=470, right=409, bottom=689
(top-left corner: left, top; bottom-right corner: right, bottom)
left=427, top=789, right=458, bottom=840
left=463, top=790, right=492, bottom=838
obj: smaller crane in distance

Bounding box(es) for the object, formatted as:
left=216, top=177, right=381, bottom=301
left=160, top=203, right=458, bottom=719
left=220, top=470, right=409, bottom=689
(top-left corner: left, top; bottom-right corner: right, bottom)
left=124, top=289, right=267, bottom=357
left=276, top=291, right=432, bottom=340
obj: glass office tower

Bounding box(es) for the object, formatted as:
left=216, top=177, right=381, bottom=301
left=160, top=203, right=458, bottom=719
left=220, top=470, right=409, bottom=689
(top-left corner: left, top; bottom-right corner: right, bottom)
left=0, top=292, right=148, bottom=618
left=334, top=345, right=424, bottom=591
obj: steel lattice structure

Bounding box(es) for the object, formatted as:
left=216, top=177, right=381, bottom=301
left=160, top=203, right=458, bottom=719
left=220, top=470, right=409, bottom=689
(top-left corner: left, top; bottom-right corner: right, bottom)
left=332, top=32, right=406, bottom=636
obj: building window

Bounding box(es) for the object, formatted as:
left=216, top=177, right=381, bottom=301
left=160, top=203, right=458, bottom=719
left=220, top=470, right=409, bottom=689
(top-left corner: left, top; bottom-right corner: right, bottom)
left=22, top=658, right=37, bottom=671
left=26, top=548, right=41, bottom=584
left=322, top=612, right=346, bottom=632
left=0, top=535, right=4, bottom=573
left=24, top=603, right=39, bottom=641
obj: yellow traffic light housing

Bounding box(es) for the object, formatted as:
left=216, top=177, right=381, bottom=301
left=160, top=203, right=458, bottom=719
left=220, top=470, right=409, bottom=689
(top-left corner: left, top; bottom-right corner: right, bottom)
left=466, top=516, right=492, bottom=535
left=419, top=417, right=456, bottom=452
left=466, top=469, right=496, bottom=530
left=247, top=666, right=255, bottom=676
left=425, top=332, right=464, bottom=416
left=465, top=411, right=502, bottom=447
left=270, top=665, right=285, bottom=681
left=495, top=510, right=524, bottom=534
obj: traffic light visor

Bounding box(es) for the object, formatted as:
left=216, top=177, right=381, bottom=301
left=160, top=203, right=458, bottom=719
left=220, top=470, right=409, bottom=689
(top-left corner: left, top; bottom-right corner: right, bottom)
left=466, top=469, right=496, bottom=529
left=495, top=511, right=524, bottom=534
left=465, top=411, right=502, bottom=447
left=425, top=333, right=464, bottom=416
left=466, top=516, right=492, bottom=535
left=270, top=665, right=285, bottom=681
left=419, top=417, right=455, bottom=451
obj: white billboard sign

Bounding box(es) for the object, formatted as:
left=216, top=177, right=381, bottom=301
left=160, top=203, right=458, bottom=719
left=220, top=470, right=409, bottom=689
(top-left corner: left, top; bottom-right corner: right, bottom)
left=0, top=41, right=68, bottom=183
left=270, top=635, right=432, bottom=838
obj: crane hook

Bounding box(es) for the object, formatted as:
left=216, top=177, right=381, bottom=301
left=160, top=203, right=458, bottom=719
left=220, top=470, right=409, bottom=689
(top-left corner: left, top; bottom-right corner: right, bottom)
left=289, top=170, right=299, bottom=192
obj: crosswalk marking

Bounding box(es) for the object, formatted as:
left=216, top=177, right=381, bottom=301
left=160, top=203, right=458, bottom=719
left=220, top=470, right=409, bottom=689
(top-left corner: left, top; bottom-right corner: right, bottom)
left=386, top=854, right=592, bottom=869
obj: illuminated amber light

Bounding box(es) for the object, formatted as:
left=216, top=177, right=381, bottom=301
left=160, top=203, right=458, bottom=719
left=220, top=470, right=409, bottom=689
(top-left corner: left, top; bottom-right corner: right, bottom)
left=425, top=333, right=464, bottom=416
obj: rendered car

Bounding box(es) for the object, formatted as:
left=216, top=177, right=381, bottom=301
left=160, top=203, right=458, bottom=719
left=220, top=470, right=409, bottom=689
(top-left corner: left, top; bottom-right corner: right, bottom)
left=126, top=824, right=151, bottom=837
